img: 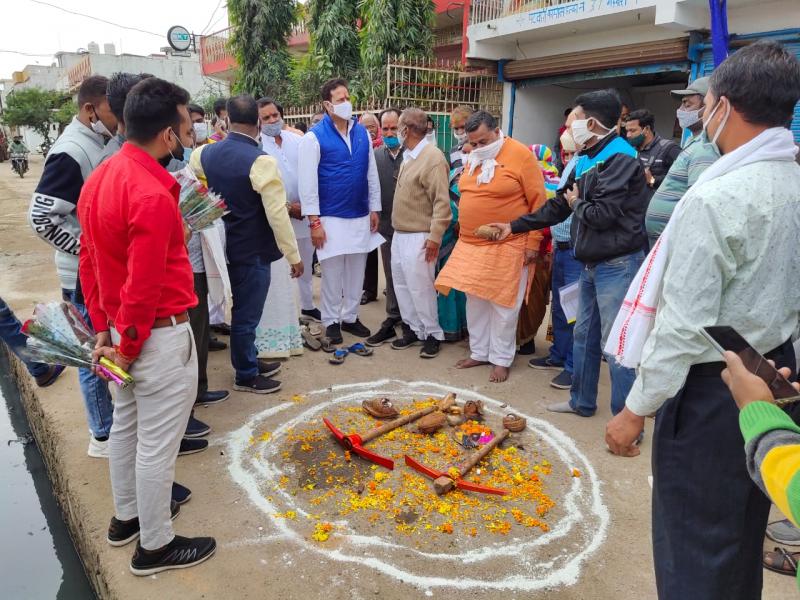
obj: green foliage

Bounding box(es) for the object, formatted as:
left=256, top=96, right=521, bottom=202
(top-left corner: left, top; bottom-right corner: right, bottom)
left=299, top=0, right=435, bottom=105
left=287, top=52, right=334, bottom=107
left=307, top=0, right=361, bottom=78
left=228, top=0, right=298, bottom=98
left=1, top=87, right=75, bottom=144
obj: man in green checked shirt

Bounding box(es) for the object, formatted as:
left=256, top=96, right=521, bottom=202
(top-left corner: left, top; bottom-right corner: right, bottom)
left=644, top=77, right=720, bottom=247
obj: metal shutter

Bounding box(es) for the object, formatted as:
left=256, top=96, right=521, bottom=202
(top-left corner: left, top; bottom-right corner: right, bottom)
left=503, top=38, right=690, bottom=81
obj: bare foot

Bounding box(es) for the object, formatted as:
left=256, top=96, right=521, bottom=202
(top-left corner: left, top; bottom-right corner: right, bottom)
left=489, top=365, right=510, bottom=383
left=455, top=358, right=489, bottom=369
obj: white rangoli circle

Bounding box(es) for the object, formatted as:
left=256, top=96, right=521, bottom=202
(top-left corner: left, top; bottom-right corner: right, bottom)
left=226, top=380, right=609, bottom=591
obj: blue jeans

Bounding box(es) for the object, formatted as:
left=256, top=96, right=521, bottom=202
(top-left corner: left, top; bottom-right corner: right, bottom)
left=62, top=289, right=114, bottom=438
left=228, top=260, right=271, bottom=382
left=548, top=247, right=583, bottom=373
left=569, top=251, right=644, bottom=417
left=0, top=296, right=49, bottom=377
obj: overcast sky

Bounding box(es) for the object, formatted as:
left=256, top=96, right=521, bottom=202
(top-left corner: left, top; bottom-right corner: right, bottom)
left=1, top=0, right=229, bottom=79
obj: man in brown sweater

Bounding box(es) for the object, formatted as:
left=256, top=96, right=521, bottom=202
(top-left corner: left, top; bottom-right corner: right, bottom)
left=390, top=108, right=452, bottom=358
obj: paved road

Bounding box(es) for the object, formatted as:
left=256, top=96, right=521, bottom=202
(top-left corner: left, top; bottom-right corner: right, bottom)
left=0, top=155, right=793, bottom=599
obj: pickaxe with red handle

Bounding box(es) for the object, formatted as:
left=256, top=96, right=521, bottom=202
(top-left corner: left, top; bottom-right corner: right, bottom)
left=404, top=428, right=511, bottom=495
left=323, top=393, right=456, bottom=470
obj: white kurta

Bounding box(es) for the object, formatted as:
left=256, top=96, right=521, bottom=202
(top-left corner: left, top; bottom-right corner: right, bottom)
left=262, top=131, right=316, bottom=310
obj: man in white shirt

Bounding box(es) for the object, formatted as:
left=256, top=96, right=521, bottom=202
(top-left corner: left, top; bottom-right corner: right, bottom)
left=298, top=79, right=382, bottom=344
left=259, top=97, right=320, bottom=322
left=605, top=41, right=800, bottom=599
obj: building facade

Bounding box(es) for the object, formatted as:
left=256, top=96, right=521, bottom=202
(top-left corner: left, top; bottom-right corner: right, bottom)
left=2, top=42, right=227, bottom=152
left=465, top=0, right=800, bottom=147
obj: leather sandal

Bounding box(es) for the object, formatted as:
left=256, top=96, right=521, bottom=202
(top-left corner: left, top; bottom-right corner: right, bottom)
left=763, top=547, right=799, bottom=576
left=362, top=398, right=399, bottom=419
left=502, top=413, right=527, bottom=432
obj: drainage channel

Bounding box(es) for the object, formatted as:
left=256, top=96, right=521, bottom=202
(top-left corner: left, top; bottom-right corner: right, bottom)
left=0, top=350, right=96, bottom=599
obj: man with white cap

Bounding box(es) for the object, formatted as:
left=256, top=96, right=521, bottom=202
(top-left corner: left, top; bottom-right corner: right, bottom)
left=645, top=77, right=720, bottom=246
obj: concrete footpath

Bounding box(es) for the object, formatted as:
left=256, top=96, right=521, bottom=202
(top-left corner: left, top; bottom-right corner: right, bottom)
left=0, top=156, right=794, bottom=599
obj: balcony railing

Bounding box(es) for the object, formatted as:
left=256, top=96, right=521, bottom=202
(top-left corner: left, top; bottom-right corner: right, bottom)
left=469, top=0, right=591, bottom=25
left=434, top=27, right=463, bottom=47
left=67, top=54, right=92, bottom=88
left=200, top=27, right=235, bottom=76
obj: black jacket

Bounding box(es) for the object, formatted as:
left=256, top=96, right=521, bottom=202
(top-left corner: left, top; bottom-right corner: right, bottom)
left=510, top=133, right=648, bottom=264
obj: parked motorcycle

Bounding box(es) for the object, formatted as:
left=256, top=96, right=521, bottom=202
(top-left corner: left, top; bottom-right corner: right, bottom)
left=10, top=152, right=29, bottom=178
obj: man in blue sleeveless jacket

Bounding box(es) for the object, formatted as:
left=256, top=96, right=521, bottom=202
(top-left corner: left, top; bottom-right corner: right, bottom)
left=190, top=96, right=303, bottom=394
left=298, top=79, right=383, bottom=344
left=490, top=89, right=647, bottom=419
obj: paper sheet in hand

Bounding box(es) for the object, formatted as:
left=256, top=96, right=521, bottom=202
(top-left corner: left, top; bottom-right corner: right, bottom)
left=558, top=281, right=580, bottom=324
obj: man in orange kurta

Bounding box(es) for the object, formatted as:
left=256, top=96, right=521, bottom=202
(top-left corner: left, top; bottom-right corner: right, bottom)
left=435, top=111, right=546, bottom=382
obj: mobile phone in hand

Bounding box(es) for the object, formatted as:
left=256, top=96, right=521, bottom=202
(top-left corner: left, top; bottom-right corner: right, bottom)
left=701, top=326, right=800, bottom=405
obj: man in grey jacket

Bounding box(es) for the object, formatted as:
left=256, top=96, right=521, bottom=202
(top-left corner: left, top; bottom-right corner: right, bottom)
left=28, top=75, right=117, bottom=458
left=366, top=108, right=405, bottom=347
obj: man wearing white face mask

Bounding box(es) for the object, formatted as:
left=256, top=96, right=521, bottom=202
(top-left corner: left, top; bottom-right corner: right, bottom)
left=449, top=105, right=474, bottom=170
left=28, top=75, right=118, bottom=458
left=298, top=78, right=383, bottom=344
left=258, top=96, right=321, bottom=323
left=488, top=90, right=648, bottom=405
left=605, top=41, right=800, bottom=600
left=644, top=77, right=720, bottom=246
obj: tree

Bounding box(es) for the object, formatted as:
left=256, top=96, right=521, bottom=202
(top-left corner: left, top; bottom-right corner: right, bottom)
left=307, top=0, right=361, bottom=78
left=228, top=0, right=298, bottom=98
left=1, top=87, right=76, bottom=145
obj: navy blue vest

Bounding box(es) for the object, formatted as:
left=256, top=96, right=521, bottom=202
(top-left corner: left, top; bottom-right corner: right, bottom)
left=200, top=132, right=281, bottom=265
left=310, top=114, right=370, bottom=218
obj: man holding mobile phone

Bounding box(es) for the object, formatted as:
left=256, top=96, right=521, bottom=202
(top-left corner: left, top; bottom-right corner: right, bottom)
left=604, top=42, right=800, bottom=599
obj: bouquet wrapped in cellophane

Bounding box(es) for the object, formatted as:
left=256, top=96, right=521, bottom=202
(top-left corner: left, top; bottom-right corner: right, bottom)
left=174, top=169, right=227, bottom=231
left=19, top=301, right=134, bottom=389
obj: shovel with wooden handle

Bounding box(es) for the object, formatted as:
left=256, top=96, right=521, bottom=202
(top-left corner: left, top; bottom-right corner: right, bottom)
left=404, top=428, right=511, bottom=495
left=323, top=393, right=456, bottom=470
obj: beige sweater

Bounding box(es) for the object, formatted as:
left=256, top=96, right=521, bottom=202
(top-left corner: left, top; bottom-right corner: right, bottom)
left=391, top=143, right=452, bottom=245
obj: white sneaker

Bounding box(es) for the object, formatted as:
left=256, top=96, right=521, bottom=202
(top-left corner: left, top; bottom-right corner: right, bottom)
left=88, top=436, right=109, bottom=458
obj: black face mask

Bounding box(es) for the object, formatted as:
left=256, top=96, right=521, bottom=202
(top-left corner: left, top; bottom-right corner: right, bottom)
left=158, top=129, right=182, bottom=167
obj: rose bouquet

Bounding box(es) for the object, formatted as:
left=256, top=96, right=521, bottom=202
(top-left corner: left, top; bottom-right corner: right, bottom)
left=19, top=301, right=134, bottom=388
left=174, top=170, right=227, bottom=231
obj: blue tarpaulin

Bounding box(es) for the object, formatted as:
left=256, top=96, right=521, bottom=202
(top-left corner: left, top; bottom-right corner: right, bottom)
left=709, top=0, right=730, bottom=66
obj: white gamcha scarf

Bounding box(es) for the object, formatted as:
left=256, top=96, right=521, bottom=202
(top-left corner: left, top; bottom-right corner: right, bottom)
left=604, top=127, right=799, bottom=368
left=465, top=130, right=505, bottom=185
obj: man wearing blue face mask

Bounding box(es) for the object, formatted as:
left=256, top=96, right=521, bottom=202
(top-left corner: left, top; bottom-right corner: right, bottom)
left=298, top=78, right=383, bottom=345
left=366, top=108, right=406, bottom=347
left=644, top=77, right=720, bottom=246
left=259, top=97, right=320, bottom=324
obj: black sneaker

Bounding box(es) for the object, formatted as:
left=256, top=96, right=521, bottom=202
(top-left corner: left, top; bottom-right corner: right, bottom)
left=171, top=482, right=192, bottom=506
left=129, top=534, right=217, bottom=576
left=420, top=335, right=440, bottom=358
left=325, top=323, right=343, bottom=344
left=179, top=438, right=208, bottom=456
left=108, top=500, right=180, bottom=547
left=234, top=374, right=282, bottom=394
left=210, top=322, right=231, bottom=336
left=35, top=364, right=65, bottom=387
left=341, top=319, right=371, bottom=338
left=208, top=337, right=227, bottom=352
left=517, top=340, right=536, bottom=355
left=257, top=360, right=281, bottom=378
left=391, top=329, right=421, bottom=350
left=195, top=389, right=230, bottom=406
left=528, top=356, right=564, bottom=370
left=184, top=413, right=211, bottom=438
left=366, top=324, right=397, bottom=347
left=300, top=308, right=322, bottom=322
left=550, top=369, right=573, bottom=390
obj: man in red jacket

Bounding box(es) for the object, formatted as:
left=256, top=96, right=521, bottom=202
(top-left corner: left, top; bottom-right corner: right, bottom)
left=78, top=77, right=216, bottom=576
